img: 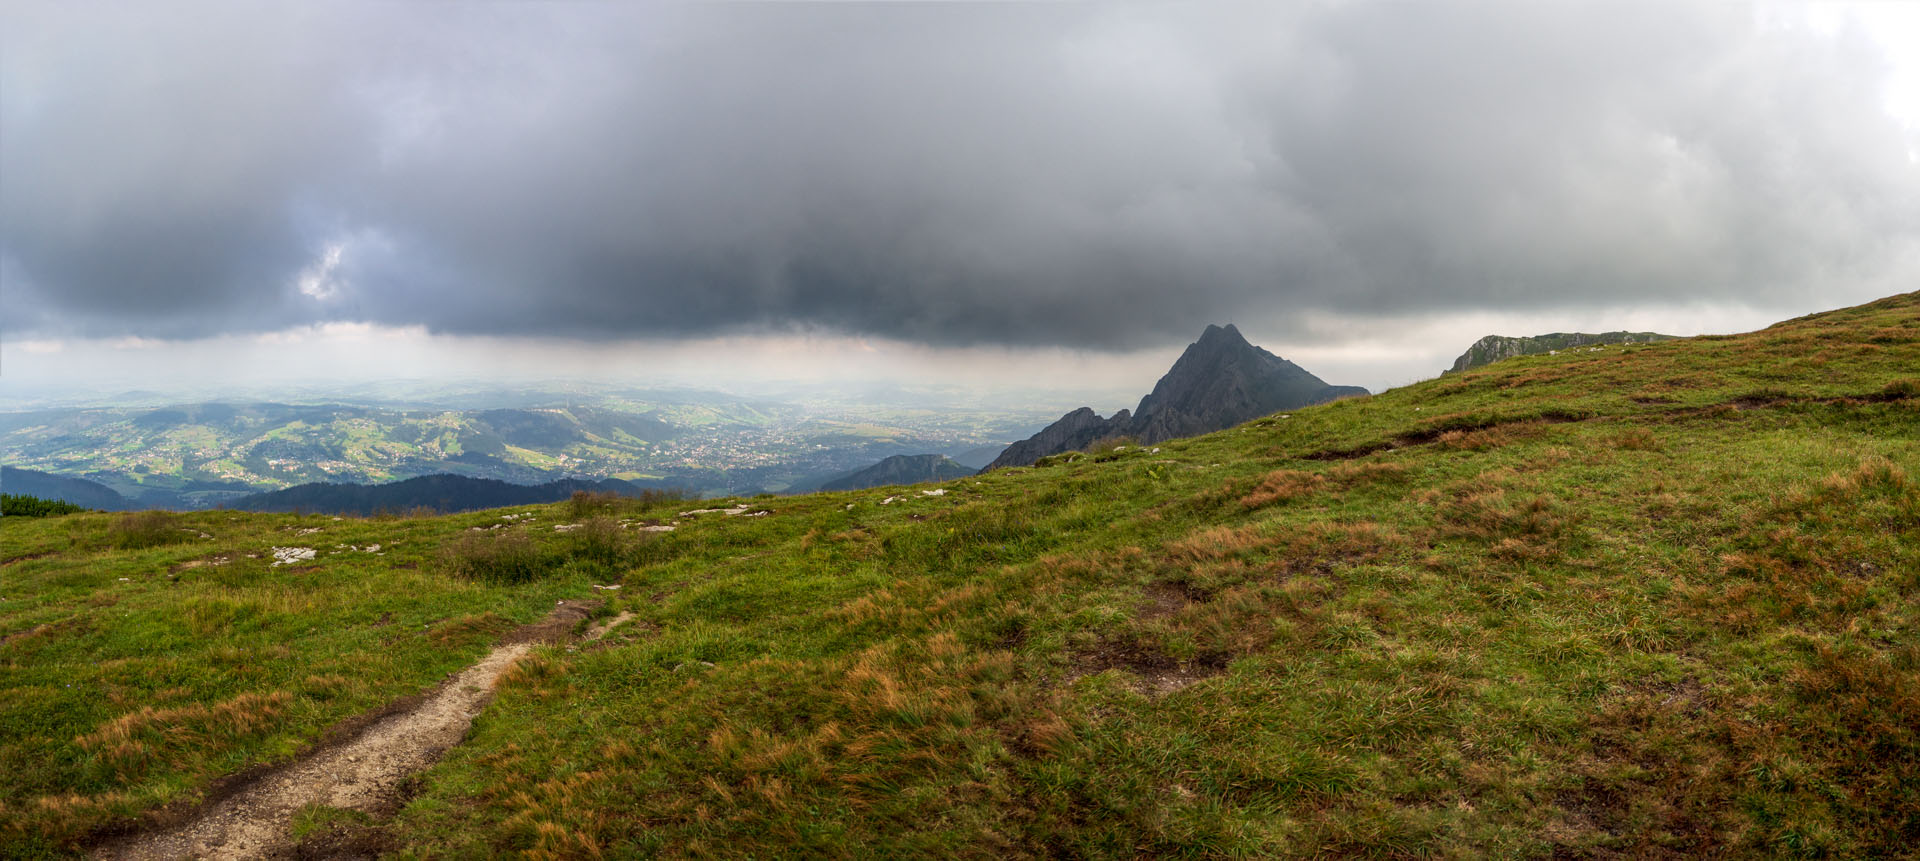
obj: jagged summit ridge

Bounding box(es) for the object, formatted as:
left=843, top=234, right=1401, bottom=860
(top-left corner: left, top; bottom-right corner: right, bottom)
left=984, top=325, right=1367, bottom=470
left=1445, top=331, right=1674, bottom=374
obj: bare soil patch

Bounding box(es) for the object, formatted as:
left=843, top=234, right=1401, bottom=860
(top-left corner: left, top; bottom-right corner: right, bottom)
left=1070, top=638, right=1228, bottom=698
left=1136, top=583, right=1198, bottom=622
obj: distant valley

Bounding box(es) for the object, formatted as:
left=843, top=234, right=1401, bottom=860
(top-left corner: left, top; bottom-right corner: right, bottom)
left=4, top=326, right=1693, bottom=512
left=0, top=388, right=1054, bottom=508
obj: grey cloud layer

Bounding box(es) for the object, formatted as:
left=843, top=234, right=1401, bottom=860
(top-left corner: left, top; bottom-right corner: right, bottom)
left=4, top=2, right=1916, bottom=347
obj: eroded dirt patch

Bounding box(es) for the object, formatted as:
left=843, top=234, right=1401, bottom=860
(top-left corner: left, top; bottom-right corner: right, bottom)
left=94, top=600, right=625, bottom=860
left=1137, top=584, right=1194, bottom=623
left=1070, top=635, right=1228, bottom=698
left=1, top=549, right=57, bottom=566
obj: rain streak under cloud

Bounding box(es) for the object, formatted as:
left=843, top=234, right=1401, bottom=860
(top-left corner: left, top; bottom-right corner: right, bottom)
left=3, top=1, right=1918, bottom=369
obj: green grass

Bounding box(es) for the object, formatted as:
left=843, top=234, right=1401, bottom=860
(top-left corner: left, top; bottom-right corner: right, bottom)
left=5, top=292, right=1919, bottom=857
left=0, top=498, right=692, bottom=856
left=288, top=803, right=374, bottom=842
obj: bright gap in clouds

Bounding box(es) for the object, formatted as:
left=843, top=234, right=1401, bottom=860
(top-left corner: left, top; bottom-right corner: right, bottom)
left=294, top=243, right=345, bottom=300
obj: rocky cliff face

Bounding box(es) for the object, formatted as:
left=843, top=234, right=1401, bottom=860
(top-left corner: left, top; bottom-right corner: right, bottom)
left=819, top=454, right=975, bottom=491
left=1444, top=331, right=1675, bottom=374
left=983, top=325, right=1367, bottom=471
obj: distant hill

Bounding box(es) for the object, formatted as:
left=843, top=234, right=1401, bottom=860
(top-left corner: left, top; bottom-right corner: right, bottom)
left=0, top=395, right=1051, bottom=504
left=986, top=324, right=1367, bottom=470
left=948, top=443, right=1011, bottom=470
left=1445, top=331, right=1675, bottom=374
left=819, top=454, right=974, bottom=491
left=226, top=474, right=671, bottom=515
left=0, top=466, right=133, bottom=511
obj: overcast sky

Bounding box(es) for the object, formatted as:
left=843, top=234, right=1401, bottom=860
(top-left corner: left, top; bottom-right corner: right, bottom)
left=4, top=1, right=1918, bottom=399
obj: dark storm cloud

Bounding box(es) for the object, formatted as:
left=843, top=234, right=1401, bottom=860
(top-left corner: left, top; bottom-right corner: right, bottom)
left=3, top=2, right=1916, bottom=348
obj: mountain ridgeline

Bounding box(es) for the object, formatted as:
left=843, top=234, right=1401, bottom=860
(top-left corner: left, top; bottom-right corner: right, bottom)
left=224, top=474, right=675, bottom=516
left=986, top=324, right=1367, bottom=470
left=1444, top=331, right=1676, bottom=374
left=818, top=454, right=975, bottom=491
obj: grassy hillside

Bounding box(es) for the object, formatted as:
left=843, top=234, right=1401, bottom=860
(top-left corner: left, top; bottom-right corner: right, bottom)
left=4, top=292, right=1917, bottom=857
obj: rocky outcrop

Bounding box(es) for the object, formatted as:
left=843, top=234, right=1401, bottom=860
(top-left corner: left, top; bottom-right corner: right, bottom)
left=983, top=325, right=1367, bottom=471
left=984, top=408, right=1131, bottom=472
left=1444, top=331, right=1675, bottom=374
left=819, top=454, right=975, bottom=491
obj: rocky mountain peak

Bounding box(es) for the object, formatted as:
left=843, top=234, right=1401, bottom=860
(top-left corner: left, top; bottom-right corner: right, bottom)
left=983, top=324, right=1368, bottom=470
left=1196, top=322, right=1243, bottom=342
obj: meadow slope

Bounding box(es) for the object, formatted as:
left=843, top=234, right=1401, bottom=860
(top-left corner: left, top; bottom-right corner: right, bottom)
left=3, top=292, right=1916, bottom=857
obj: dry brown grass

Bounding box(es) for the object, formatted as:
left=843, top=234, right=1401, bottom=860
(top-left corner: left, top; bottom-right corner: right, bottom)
left=1269, top=520, right=1404, bottom=576
left=22, top=791, right=138, bottom=850
left=825, top=581, right=998, bottom=635
left=1238, top=460, right=1407, bottom=510
left=76, top=691, right=294, bottom=779
left=300, top=674, right=353, bottom=700
left=1435, top=422, right=1548, bottom=451
left=1166, top=524, right=1274, bottom=562
left=495, top=653, right=569, bottom=702
left=1238, top=469, right=1325, bottom=509
left=1810, top=455, right=1910, bottom=499
left=1611, top=427, right=1662, bottom=451
left=1428, top=478, right=1575, bottom=538
left=429, top=612, right=517, bottom=646
left=1164, top=520, right=1403, bottom=591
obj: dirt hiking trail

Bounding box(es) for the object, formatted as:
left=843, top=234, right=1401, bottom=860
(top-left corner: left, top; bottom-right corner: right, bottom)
left=95, top=603, right=634, bottom=860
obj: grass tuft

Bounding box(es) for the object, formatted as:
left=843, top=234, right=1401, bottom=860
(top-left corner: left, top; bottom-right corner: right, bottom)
left=441, top=531, right=549, bottom=584
left=105, top=511, right=195, bottom=550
